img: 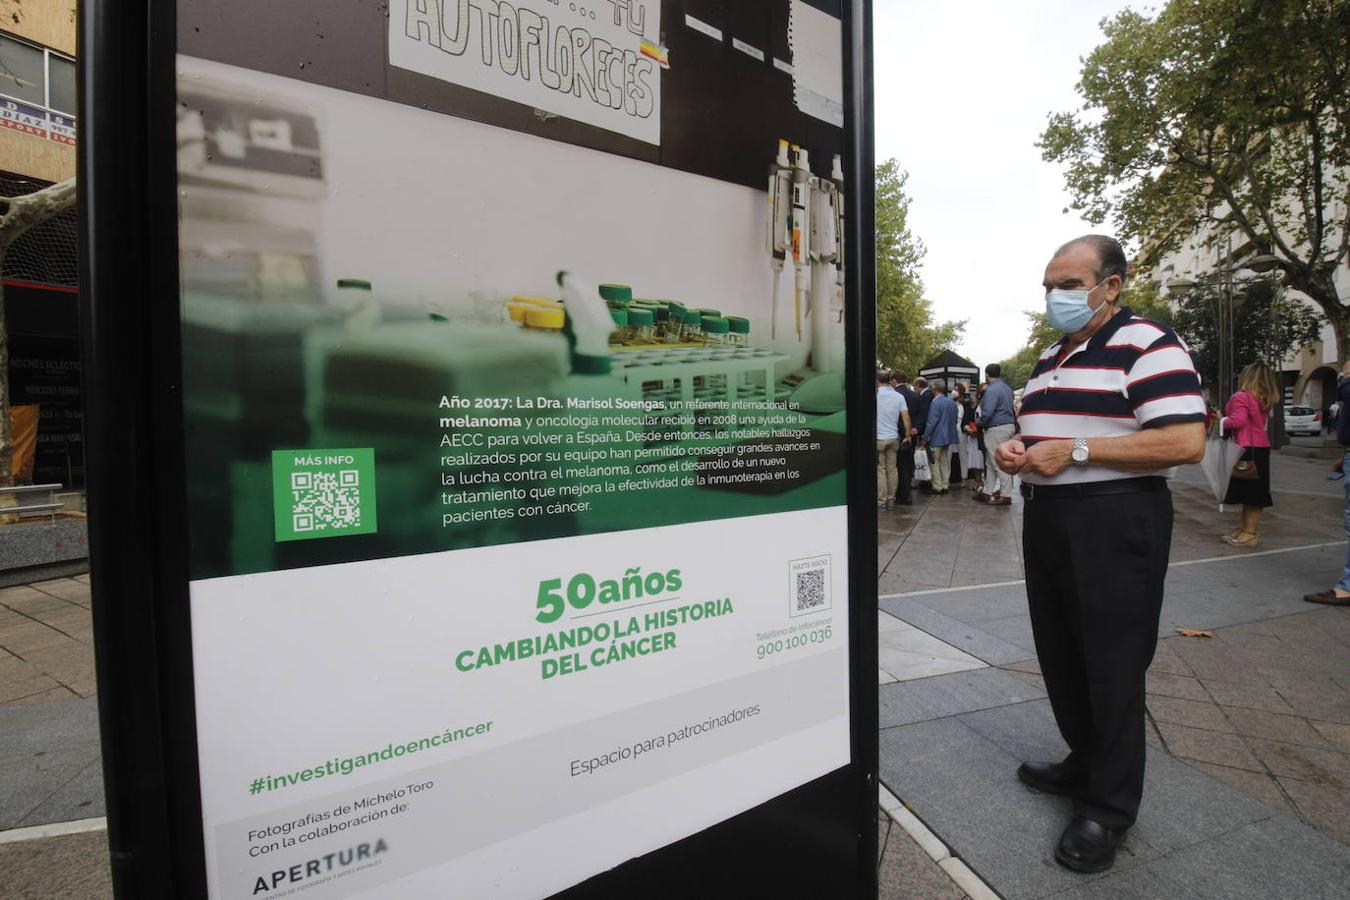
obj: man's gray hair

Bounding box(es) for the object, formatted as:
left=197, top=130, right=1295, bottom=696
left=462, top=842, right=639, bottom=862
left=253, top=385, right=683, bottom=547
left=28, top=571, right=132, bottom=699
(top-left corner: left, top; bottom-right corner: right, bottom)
left=930, top=378, right=946, bottom=393
left=1055, top=234, right=1128, bottom=285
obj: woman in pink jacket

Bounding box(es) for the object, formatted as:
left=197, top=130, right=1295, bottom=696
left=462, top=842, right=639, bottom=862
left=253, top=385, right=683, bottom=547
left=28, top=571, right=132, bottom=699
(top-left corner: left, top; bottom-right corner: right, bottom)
left=1221, top=361, right=1280, bottom=546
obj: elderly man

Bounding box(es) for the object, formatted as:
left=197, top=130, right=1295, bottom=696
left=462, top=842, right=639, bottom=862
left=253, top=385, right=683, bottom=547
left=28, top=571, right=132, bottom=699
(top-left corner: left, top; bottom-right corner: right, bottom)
left=976, top=363, right=1017, bottom=505
left=921, top=379, right=959, bottom=495
left=994, top=235, right=1205, bottom=873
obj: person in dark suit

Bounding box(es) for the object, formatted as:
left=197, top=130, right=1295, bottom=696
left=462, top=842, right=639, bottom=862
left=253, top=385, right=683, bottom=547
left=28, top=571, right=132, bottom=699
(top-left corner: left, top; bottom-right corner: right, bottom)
left=891, top=371, right=921, bottom=504
left=910, top=378, right=935, bottom=492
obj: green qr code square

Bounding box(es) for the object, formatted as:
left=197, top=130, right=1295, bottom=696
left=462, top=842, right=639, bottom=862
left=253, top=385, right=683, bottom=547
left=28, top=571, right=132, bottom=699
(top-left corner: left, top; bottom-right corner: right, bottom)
left=272, top=449, right=378, bottom=542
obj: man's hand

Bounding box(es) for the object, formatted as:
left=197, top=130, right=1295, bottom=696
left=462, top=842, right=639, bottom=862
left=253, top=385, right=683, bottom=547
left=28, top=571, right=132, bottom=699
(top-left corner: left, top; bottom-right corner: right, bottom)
left=995, top=439, right=1027, bottom=474
left=1021, top=440, right=1074, bottom=477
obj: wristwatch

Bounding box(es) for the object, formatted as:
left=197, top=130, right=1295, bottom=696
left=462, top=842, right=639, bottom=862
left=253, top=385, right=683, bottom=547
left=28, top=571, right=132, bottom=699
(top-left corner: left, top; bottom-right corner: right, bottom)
left=1071, top=438, right=1090, bottom=467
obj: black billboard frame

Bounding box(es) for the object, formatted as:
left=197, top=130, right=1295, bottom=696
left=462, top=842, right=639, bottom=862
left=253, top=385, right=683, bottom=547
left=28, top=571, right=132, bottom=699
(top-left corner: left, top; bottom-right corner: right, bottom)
left=79, top=0, right=878, bottom=895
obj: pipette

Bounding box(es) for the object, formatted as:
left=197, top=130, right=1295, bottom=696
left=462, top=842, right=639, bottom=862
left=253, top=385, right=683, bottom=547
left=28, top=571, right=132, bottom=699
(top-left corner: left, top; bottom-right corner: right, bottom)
left=767, top=139, right=791, bottom=339
left=790, top=145, right=812, bottom=342
left=831, top=154, right=846, bottom=322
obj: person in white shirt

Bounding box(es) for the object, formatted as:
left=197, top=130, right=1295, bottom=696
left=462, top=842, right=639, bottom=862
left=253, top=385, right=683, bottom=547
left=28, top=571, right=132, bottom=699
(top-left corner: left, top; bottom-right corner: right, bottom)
left=875, top=371, right=911, bottom=511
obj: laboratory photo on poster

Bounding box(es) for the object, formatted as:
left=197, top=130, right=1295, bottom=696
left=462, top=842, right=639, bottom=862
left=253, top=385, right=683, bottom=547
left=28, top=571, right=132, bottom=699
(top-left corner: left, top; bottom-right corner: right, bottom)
left=175, top=1, right=855, bottom=897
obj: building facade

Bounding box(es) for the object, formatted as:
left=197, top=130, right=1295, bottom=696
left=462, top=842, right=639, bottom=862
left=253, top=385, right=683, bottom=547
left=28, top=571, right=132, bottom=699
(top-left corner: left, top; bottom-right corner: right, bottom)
left=2, top=3, right=82, bottom=487
left=1149, top=191, right=1350, bottom=414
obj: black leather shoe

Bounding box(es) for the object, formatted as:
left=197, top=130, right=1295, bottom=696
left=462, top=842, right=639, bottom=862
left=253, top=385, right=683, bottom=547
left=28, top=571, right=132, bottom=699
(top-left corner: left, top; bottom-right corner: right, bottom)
left=1016, top=760, right=1081, bottom=796
left=1054, top=816, right=1126, bottom=873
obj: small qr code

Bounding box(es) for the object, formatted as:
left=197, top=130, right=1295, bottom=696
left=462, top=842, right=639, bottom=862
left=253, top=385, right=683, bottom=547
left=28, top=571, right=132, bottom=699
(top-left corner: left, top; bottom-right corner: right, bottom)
left=794, top=569, right=826, bottom=612
left=291, top=470, right=362, bottom=532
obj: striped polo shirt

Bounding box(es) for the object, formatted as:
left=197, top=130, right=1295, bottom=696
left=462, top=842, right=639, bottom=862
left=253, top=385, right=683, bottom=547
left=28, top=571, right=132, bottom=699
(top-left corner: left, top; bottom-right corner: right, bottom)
left=1018, top=306, right=1206, bottom=485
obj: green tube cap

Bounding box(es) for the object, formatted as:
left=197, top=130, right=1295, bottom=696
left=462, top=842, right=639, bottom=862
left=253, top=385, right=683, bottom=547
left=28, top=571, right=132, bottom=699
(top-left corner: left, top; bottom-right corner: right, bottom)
left=599, top=284, right=634, bottom=301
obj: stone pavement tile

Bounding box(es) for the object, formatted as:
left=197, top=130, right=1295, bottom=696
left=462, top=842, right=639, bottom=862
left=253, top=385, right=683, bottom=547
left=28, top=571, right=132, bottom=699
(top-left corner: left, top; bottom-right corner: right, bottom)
left=0, top=593, right=75, bottom=618
left=878, top=667, right=1044, bottom=729
left=0, top=620, right=72, bottom=657
left=879, top=597, right=1036, bottom=667
left=1009, top=670, right=1046, bottom=693
left=1265, top=679, right=1350, bottom=725
left=1277, top=777, right=1350, bottom=846
left=19, top=643, right=96, bottom=686
left=955, top=698, right=1068, bottom=769
left=1045, top=865, right=1207, bottom=900
left=27, top=602, right=90, bottom=626
left=1199, top=678, right=1296, bottom=715
left=0, top=585, right=46, bottom=604
left=73, top=573, right=92, bottom=584
left=1168, top=640, right=1270, bottom=685
left=879, top=717, right=1128, bottom=900
left=1223, top=706, right=1333, bottom=748
left=1145, top=671, right=1209, bottom=702
left=1246, top=738, right=1350, bottom=787
left=878, top=572, right=949, bottom=596
left=0, top=829, right=112, bottom=900
left=1183, top=760, right=1297, bottom=817
left=1311, top=720, right=1350, bottom=754
left=28, top=579, right=92, bottom=604
left=1146, top=695, right=1235, bottom=734
left=0, top=746, right=101, bottom=830
left=879, top=625, right=987, bottom=664
left=1145, top=640, right=1195, bottom=677
left=1154, top=722, right=1263, bottom=772
left=1151, top=815, right=1350, bottom=900
left=1107, top=749, right=1274, bottom=857
left=0, top=657, right=61, bottom=706
left=877, top=815, right=968, bottom=900
left=1001, top=658, right=1041, bottom=676
left=879, top=669, right=897, bottom=686
left=916, top=587, right=1029, bottom=625
left=0, top=697, right=101, bottom=759
left=878, top=610, right=907, bottom=633
left=967, top=614, right=1037, bottom=653
left=66, top=677, right=98, bottom=698
left=18, top=756, right=106, bottom=827
left=5, top=686, right=79, bottom=705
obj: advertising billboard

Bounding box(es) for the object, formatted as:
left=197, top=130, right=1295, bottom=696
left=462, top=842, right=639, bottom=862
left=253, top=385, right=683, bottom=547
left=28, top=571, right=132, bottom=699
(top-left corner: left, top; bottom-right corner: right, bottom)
left=81, top=1, right=876, bottom=896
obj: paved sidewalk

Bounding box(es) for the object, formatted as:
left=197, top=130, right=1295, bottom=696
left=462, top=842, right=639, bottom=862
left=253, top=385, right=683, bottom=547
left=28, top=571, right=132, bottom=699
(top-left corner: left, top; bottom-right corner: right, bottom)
left=876, top=461, right=1350, bottom=899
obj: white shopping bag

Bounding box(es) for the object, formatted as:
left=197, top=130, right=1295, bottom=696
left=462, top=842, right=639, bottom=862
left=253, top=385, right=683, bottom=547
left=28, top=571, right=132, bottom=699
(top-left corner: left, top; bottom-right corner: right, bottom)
left=914, top=447, right=932, bottom=483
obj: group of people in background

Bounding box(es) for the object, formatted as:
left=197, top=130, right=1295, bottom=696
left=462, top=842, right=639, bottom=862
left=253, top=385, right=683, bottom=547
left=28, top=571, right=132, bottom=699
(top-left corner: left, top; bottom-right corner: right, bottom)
left=874, top=363, right=1020, bottom=509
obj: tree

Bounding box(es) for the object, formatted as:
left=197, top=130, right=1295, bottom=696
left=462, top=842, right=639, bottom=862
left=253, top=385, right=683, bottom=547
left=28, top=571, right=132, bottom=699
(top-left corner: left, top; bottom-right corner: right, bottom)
left=995, top=281, right=1173, bottom=389
left=874, top=159, right=965, bottom=377
left=1039, top=1, right=1350, bottom=360
left=1168, top=276, right=1323, bottom=389
left=0, top=177, right=76, bottom=491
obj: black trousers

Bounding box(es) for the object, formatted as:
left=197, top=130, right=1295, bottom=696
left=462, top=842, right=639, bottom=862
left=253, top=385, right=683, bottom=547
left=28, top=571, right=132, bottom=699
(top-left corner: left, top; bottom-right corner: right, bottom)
left=1022, top=487, right=1173, bottom=829
left=896, top=442, right=914, bottom=503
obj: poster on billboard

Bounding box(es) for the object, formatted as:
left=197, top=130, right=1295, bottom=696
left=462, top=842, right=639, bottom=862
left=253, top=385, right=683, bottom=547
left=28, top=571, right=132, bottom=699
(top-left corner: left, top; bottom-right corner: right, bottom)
left=85, top=0, right=872, bottom=896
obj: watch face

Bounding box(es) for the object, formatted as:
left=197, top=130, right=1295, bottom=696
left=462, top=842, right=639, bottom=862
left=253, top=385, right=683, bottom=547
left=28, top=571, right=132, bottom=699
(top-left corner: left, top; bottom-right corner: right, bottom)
left=1072, top=446, right=1089, bottom=463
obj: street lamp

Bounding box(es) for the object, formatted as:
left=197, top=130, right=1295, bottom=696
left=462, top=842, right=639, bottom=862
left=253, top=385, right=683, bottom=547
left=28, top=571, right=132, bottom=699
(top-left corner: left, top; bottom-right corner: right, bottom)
left=1165, top=269, right=1252, bottom=405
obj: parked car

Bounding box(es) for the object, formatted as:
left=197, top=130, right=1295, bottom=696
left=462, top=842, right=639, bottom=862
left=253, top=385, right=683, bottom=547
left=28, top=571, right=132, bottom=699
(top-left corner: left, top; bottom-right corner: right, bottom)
left=1284, top=406, right=1322, bottom=436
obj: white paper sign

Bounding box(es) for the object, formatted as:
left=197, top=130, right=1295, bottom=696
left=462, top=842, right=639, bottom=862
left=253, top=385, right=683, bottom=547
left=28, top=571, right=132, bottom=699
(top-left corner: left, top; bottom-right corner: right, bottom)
left=389, top=0, right=662, bottom=145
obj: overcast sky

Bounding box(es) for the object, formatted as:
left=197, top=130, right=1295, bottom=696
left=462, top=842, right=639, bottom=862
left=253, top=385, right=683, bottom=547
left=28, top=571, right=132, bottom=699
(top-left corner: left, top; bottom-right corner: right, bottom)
left=873, top=0, right=1134, bottom=368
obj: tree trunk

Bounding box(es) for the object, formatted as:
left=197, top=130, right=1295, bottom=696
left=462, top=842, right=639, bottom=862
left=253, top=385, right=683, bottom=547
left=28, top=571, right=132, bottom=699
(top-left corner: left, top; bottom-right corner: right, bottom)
left=1285, top=265, right=1348, bottom=367
left=0, top=178, right=77, bottom=508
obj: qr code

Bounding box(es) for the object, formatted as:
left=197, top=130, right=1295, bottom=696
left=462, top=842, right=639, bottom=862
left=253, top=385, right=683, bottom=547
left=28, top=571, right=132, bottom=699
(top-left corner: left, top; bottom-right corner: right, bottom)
left=788, top=556, right=831, bottom=617
left=795, top=570, right=826, bottom=612
left=290, top=470, right=362, bottom=533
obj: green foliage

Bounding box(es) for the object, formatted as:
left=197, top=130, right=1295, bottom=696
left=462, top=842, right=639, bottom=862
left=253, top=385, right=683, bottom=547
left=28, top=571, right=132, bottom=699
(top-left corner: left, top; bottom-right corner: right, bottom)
left=874, top=159, right=966, bottom=377
left=1168, top=276, right=1324, bottom=387
left=1038, top=0, right=1350, bottom=354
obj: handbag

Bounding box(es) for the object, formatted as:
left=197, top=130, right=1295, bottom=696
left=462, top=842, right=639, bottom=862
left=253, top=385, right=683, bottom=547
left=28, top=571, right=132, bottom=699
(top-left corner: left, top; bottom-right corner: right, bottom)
left=1231, top=449, right=1259, bottom=481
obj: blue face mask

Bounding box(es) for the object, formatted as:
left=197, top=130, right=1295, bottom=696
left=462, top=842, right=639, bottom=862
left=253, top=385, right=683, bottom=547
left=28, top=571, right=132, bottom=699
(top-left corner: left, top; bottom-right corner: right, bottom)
left=1045, top=282, right=1107, bottom=333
